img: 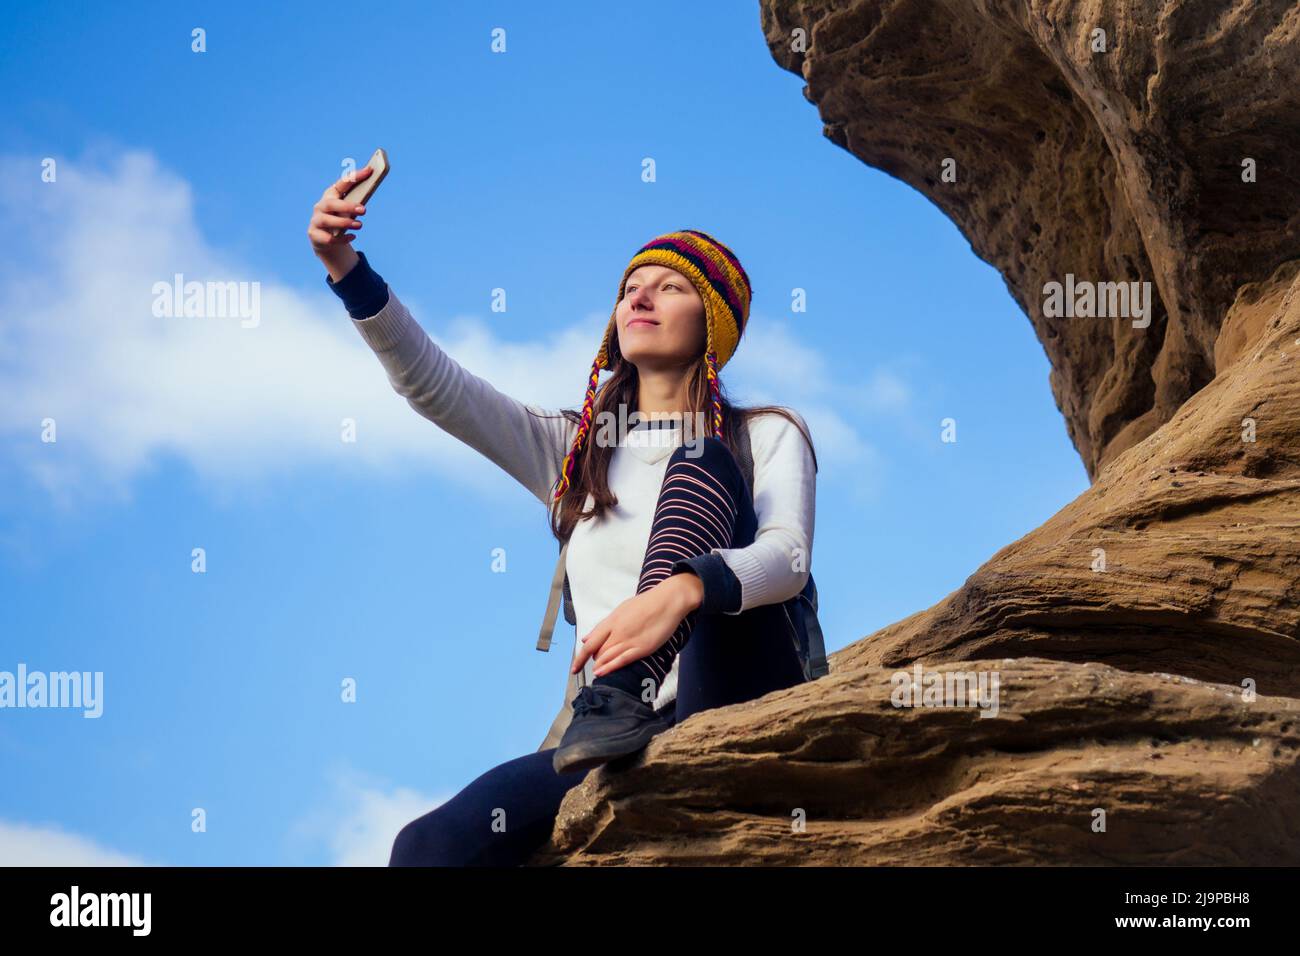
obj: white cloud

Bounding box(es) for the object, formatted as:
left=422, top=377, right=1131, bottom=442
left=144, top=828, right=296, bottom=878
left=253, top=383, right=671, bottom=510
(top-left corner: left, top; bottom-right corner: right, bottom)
left=728, top=313, right=911, bottom=412
left=286, top=763, right=450, bottom=867
left=0, top=147, right=895, bottom=513
left=0, top=818, right=154, bottom=866
left=0, top=149, right=609, bottom=514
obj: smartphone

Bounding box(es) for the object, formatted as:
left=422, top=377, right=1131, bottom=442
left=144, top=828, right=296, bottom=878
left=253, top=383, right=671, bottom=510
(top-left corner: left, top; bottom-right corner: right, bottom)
left=332, top=148, right=389, bottom=237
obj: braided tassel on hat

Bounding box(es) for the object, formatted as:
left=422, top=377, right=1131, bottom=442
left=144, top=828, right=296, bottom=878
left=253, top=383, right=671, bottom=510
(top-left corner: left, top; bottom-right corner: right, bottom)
left=553, top=355, right=604, bottom=501
left=705, top=341, right=723, bottom=439
left=553, top=229, right=751, bottom=502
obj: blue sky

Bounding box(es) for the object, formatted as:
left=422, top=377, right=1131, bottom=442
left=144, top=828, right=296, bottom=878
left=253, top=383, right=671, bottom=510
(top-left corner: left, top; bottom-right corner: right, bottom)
left=0, top=1, right=1089, bottom=865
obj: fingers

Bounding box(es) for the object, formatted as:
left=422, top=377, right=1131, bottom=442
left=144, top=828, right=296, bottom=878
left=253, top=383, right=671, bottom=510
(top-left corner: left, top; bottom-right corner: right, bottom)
left=572, top=646, right=598, bottom=673
left=314, top=210, right=363, bottom=232
left=308, top=186, right=368, bottom=251
left=571, top=627, right=605, bottom=673
left=309, top=207, right=364, bottom=244
left=310, top=169, right=372, bottom=256
left=330, top=164, right=373, bottom=199
left=593, top=647, right=638, bottom=676
left=319, top=196, right=367, bottom=216
left=307, top=225, right=356, bottom=246
left=592, top=638, right=636, bottom=672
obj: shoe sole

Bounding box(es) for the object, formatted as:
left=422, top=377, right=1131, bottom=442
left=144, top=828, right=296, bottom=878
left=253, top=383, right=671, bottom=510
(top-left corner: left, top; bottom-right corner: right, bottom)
left=552, top=718, right=672, bottom=775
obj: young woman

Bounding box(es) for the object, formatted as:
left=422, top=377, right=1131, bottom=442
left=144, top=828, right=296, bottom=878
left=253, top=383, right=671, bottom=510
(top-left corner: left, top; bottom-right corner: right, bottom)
left=308, top=170, right=818, bottom=866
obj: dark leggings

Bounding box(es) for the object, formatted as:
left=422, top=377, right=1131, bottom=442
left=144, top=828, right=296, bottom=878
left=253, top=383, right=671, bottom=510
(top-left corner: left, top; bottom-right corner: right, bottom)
left=388, top=437, right=806, bottom=866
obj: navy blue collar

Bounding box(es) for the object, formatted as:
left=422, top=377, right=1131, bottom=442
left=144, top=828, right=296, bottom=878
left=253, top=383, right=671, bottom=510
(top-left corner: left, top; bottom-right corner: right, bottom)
left=628, top=417, right=682, bottom=430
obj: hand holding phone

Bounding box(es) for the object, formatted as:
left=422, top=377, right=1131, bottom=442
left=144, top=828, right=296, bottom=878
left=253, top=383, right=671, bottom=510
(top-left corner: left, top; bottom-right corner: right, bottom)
left=307, top=148, right=390, bottom=269
left=331, top=149, right=389, bottom=236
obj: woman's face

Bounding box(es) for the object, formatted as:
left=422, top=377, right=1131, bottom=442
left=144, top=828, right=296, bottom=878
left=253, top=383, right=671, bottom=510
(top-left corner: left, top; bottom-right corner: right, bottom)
left=614, top=265, right=706, bottom=370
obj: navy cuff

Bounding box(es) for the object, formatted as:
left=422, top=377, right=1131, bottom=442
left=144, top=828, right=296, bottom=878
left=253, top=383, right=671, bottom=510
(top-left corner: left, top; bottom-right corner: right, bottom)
left=326, top=250, right=390, bottom=320
left=671, top=553, right=742, bottom=615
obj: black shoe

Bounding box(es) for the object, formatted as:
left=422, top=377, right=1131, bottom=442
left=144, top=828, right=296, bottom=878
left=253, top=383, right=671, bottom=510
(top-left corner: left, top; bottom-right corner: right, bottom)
left=552, top=683, right=673, bottom=775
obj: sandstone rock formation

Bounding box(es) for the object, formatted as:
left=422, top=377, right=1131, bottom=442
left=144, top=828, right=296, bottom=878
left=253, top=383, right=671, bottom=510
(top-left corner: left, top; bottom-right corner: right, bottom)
left=535, top=659, right=1300, bottom=865
left=532, top=0, right=1300, bottom=864
left=762, top=0, right=1300, bottom=479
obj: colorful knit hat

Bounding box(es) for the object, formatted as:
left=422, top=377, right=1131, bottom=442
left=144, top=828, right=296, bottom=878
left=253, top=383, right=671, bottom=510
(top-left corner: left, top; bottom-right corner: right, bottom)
left=552, top=229, right=752, bottom=502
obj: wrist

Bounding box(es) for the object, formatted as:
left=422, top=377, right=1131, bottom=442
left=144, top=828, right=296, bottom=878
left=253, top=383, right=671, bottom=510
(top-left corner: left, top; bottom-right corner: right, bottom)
left=320, top=247, right=360, bottom=283
left=669, top=571, right=704, bottom=614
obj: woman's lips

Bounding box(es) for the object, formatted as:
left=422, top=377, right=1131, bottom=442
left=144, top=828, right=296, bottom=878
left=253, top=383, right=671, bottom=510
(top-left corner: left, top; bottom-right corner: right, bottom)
left=627, top=319, right=659, bottom=329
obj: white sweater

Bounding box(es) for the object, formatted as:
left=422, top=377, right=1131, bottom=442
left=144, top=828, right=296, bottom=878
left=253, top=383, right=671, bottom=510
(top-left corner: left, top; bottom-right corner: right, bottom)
left=347, top=286, right=817, bottom=710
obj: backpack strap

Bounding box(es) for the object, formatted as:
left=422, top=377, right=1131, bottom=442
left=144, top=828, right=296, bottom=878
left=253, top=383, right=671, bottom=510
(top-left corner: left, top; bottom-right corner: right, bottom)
left=537, top=534, right=588, bottom=749
left=801, top=576, right=830, bottom=678
left=730, top=409, right=820, bottom=492
left=537, top=667, right=582, bottom=751
left=537, top=538, right=569, bottom=652
left=562, top=563, right=576, bottom=625
left=731, top=413, right=755, bottom=496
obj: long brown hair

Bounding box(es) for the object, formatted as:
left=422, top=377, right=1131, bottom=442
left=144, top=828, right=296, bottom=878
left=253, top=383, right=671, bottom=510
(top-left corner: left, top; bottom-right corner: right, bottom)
left=530, top=329, right=817, bottom=544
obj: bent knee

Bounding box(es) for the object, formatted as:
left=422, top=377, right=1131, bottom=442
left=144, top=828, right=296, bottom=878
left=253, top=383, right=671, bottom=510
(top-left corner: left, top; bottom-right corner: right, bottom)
left=389, top=813, right=465, bottom=867
left=669, top=434, right=736, bottom=472
left=388, top=818, right=428, bottom=866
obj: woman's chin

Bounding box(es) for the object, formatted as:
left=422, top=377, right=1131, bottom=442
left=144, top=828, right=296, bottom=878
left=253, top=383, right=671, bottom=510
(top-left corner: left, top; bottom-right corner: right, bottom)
left=627, top=353, right=693, bottom=373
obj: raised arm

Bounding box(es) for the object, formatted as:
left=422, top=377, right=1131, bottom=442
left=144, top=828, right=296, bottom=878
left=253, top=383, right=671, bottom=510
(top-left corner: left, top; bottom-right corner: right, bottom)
left=692, top=409, right=816, bottom=614
left=308, top=170, right=575, bottom=506
left=328, top=252, right=575, bottom=506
